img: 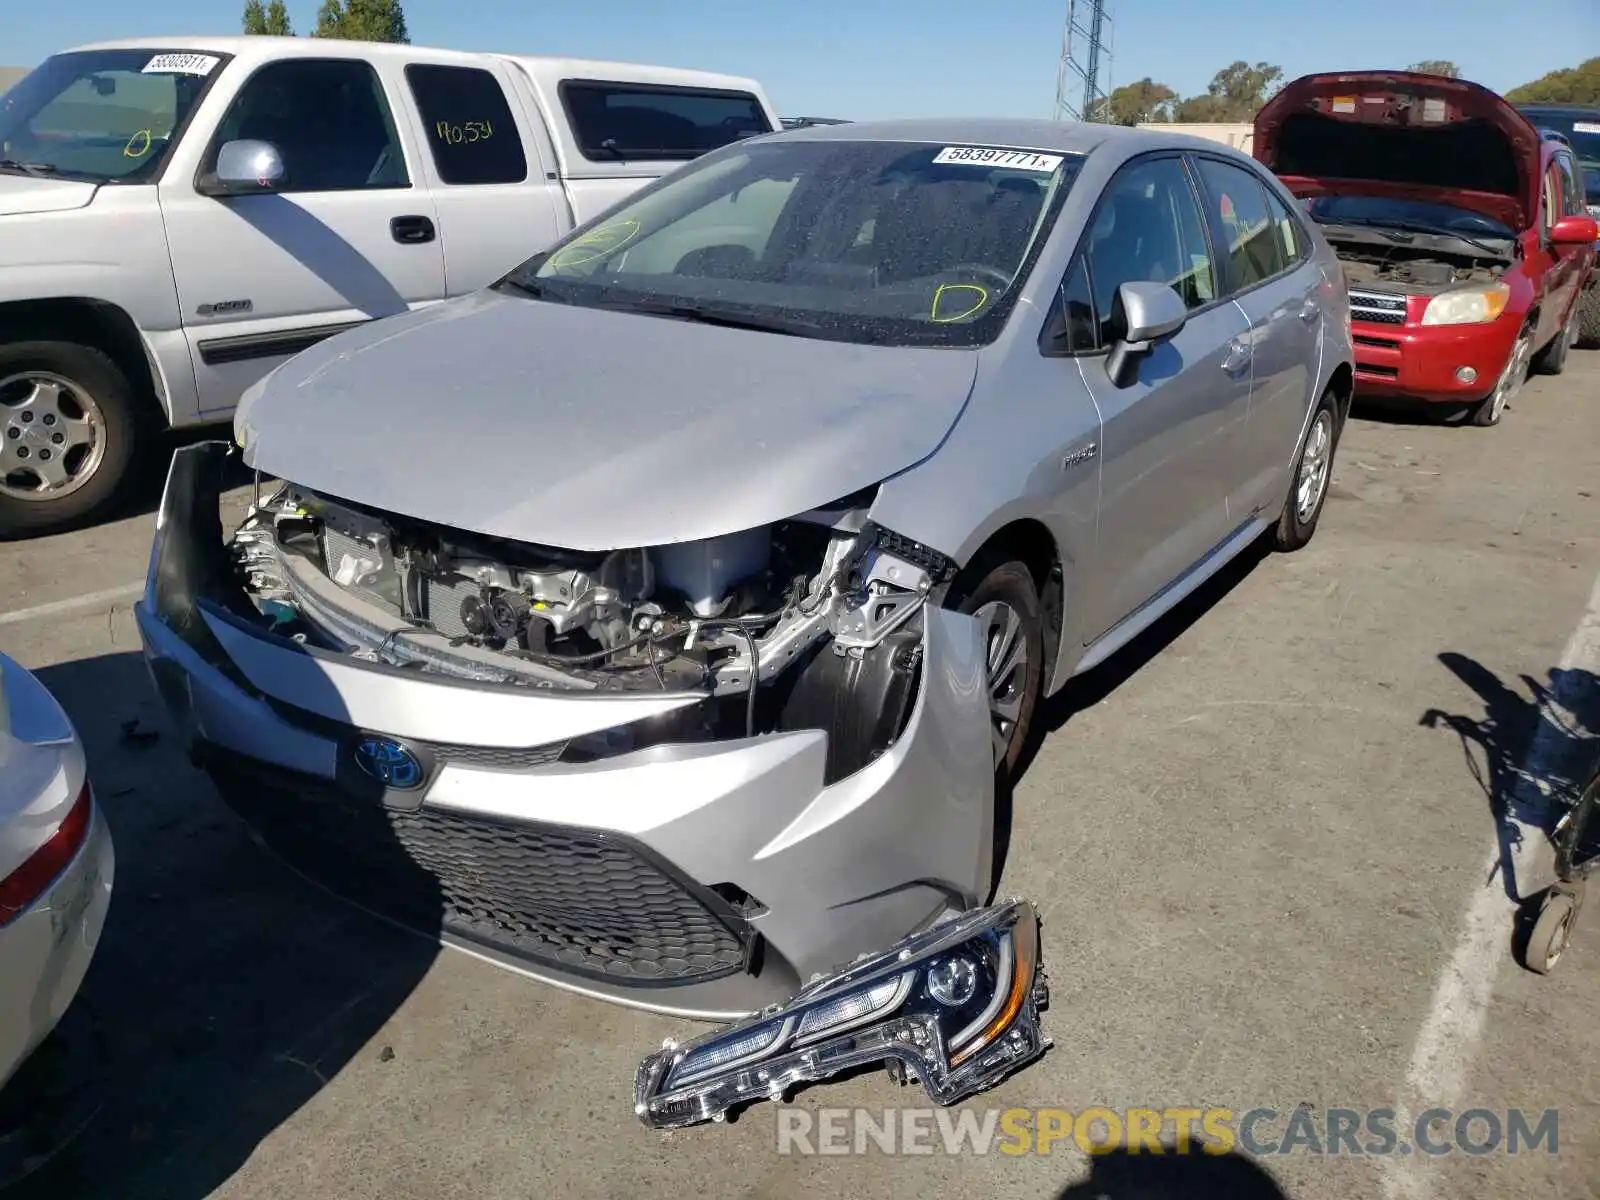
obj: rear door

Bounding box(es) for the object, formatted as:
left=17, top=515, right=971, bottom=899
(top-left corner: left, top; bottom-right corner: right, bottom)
left=1074, top=153, right=1251, bottom=641
left=1190, top=153, right=1323, bottom=521
left=396, top=58, right=567, bottom=293
left=160, top=55, right=446, bottom=416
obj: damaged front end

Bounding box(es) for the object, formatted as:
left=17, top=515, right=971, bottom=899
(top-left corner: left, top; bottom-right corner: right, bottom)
left=137, top=442, right=997, bottom=1017
left=635, top=900, right=1049, bottom=1129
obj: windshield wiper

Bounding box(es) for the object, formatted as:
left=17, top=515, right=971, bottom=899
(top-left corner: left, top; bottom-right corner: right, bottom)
left=1318, top=216, right=1505, bottom=257
left=595, top=297, right=827, bottom=338
left=0, top=159, right=61, bottom=177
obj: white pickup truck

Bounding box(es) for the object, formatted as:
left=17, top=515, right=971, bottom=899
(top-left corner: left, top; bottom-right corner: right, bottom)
left=0, top=36, right=779, bottom=536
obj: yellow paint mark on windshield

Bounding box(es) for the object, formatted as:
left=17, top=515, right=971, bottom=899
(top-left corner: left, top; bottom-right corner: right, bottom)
left=930, top=282, right=989, bottom=323
left=123, top=129, right=153, bottom=158
left=548, top=219, right=643, bottom=270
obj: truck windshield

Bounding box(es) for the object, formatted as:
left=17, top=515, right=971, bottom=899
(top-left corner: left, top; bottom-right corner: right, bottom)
left=504, top=138, right=1082, bottom=349
left=0, top=49, right=229, bottom=183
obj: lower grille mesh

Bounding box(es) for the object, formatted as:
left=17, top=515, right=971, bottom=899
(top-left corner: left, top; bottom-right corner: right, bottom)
left=210, top=761, right=751, bottom=985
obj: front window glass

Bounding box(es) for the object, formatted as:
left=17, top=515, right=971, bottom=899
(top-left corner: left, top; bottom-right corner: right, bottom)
left=0, top=49, right=228, bottom=182
left=1520, top=111, right=1600, bottom=199
left=1304, top=194, right=1516, bottom=241
left=505, top=139, right=1083, bottom=348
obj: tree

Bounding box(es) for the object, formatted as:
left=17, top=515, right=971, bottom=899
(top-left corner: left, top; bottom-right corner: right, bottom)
left=1407, top=60, right=1461, bottom=78
left=1172, top=61, right=1285, bottom=123
left=242, top=0, right=294, bottom=35
left=1091, top=78, right=1178, bottom=125
left=1506, top=58, right=1600, bottom=105
left=314, top=0, right=410, bottom=43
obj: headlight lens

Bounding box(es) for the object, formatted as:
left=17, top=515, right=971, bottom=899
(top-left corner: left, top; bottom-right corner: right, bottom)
left=634, top=899, right=1049, bottom=1128
left=1420, top=281, right=1510, bottom=326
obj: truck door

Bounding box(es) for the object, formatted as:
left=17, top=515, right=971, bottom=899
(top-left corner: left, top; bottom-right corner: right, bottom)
left=392, top=57, right=566, bottom=295
left=158, top=55, right=446, bottom=419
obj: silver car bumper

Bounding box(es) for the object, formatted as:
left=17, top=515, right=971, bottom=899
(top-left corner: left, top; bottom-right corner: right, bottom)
left=136, top=445, right=996, bottom=1020
left=0, top=803, right=115, bottom=1092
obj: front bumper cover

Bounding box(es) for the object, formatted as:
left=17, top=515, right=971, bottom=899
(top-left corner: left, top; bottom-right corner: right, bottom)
left=634, top=899, right=1049, bottom=1129
left=136, top=442, right=998, bottom=1019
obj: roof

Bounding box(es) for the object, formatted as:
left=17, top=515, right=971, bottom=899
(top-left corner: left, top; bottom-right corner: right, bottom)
left=776, top=116, right=1257, bottom=159
left=61, top=36, right=765, bottom=93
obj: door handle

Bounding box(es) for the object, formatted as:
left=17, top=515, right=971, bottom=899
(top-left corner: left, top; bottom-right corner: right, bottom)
left=1221, top=338, right=1252, bottom=375
left=390, top=215, right=435, bottom=244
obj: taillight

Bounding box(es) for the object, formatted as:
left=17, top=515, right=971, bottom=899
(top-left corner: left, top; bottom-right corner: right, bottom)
left=0, top=781, right=92, bottom=927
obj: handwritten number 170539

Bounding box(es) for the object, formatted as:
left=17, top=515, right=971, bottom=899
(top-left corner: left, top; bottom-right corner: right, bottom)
left=435, top=120, right=493, bottom=145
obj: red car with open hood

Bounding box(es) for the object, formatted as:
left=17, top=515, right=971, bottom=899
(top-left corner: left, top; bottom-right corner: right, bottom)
left=1254, top=71, right=1597, bottom=426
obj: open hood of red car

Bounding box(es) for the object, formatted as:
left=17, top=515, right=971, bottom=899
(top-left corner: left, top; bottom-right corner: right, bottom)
left=1253, top=71, right=1541, bottom=232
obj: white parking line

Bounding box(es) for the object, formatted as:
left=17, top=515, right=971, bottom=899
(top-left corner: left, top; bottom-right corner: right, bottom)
left=1382, top=569, right=1600, bottom=1200
left=0, top=581, right=145, bottom=628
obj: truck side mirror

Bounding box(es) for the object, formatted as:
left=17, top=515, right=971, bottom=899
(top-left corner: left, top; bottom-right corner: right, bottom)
left=196, top=139, right=286, bottom=198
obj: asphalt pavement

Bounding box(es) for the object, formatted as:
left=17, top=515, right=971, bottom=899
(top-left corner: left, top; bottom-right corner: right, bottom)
left=1, top=356, right=1597, bottom=1200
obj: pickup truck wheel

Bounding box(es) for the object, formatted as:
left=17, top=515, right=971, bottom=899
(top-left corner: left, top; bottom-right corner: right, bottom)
left=1576, top=286, right=1600, bottom=351
left=946, top=556, right=1044, bottom=780
left=0, top=342, right=141, bottom=539
left=1272, top=387, right=1339, bottom=552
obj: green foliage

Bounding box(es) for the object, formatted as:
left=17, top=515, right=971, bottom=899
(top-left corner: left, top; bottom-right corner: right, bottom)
left=1506, top=58, right=1600, bottom=105
left=1091, top=78, right=1178, bottom=125
left=1407, top=60, right=1462, bottom=79
left=242, top=0, right=294, bottom=36
left=314, top=0, right=411, bottom=43
left=1167, top=61, right=1285, bottom=123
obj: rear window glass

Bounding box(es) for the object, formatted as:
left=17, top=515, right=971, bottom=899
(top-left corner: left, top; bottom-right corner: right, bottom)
left=558, top=80, right=772, bottom=162
left=405, top=64, right=527, bottom=185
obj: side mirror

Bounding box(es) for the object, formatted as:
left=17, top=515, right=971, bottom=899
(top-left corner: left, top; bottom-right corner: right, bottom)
left=196, top=139, right=286, bottom=198
left=1104, top=281, right=1188, bottom=387
left=1550, top=213, right=1599, bottom=247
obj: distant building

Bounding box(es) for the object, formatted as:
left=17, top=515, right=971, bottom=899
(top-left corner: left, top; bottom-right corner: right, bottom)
left=1136, top=122, right=1254, bottom=155
left=0, top=66, right=30, bottom=94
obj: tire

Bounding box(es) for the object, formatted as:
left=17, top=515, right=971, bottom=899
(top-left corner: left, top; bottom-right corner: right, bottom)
left=945, top=554, right=1044, bottom=781
left=0, top=341, right=145, bottom=539
left=1272, top=387, right=1340, bottom=552
left=1524, top=888, right=1578, bottom=975
left=1576, top=285, right=1600, bottom=351
left=1531, top=300, right=1576, bottom=375
left=1469, top=324, right=1534, bottom=428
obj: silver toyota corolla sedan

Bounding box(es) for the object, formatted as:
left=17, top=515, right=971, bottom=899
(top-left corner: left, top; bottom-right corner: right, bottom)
left=137, top=119, right=1354, bottom=1019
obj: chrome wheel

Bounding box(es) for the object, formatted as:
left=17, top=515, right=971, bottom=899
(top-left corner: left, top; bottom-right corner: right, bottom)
left=1295, top=408, right=1334, bottom=524
left=975, top=599, right=1029, bottom=766
left=0, top=372, right=105, bottom=501
left=1485, top=330, right=1532, bottom=425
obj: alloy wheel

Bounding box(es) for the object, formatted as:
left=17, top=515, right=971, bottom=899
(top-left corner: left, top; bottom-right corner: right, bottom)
left=1295, top=408, right=1334, bottom=524
left=0, top=372, right=106, bottom=501
left=974, top=599, right=1029, bottom=766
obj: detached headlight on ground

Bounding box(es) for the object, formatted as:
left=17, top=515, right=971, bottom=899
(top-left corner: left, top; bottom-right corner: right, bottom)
left=1420, top=281, right=1510, bottom=326
left=634, top=899, right=1049, bottom=1129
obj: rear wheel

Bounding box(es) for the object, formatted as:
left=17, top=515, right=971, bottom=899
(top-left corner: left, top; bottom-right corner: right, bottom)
left=0, top=341, right=144, bottom=539
left=1524, top=887, right=1579, bottom=975
left=947, top=556, right=1044, bottom=780
left=1576, top=286, right=1600, bottom=351
left=1469, top=325, right=1533, bottom=428
left=1272, top=387, right=1339, bottom=552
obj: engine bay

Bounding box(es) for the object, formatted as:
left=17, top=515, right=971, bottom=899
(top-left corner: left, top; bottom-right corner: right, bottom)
left=1325, top=233, right=1508, bottom=296
left=231, top=483, right=955, bottom=770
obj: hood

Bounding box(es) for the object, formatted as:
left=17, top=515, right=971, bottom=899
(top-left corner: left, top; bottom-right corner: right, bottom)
left=1253, top=72, right=1540, bottom=231
left=0, top=173, right=98, bottom=216
left=236, top=289, right=980, bottom=551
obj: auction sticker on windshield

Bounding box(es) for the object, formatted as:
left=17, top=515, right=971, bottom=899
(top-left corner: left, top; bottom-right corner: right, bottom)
left=933, top=147, right=1063, bottom=173
left=142, top=53, right=221, bottom=76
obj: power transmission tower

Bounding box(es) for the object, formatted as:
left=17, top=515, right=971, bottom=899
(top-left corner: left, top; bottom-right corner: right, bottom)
left=1054, top=0, right=1114, bottom=122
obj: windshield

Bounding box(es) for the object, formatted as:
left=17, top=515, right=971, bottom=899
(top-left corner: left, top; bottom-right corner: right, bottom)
left=1520, top=111, right=1600, bottom=200
left=0, top=49, right=229, bottom=182
left=504, top=138, right=1083, bottom=348
left=1304, top=194, right=1515, bottom=242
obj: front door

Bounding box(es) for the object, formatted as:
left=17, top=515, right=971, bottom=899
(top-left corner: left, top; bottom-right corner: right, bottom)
left=159, top=56, right=446, bottom=418
left=1076, top=153, right=1252, bottom=641
left=1191, top=154, right=1324, bottom=520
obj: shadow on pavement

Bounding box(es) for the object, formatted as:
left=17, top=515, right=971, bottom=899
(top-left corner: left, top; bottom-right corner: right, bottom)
left=1053, top=1145, right=1290, bottom=1199
left=1, top=649, right=440, bottom=1200
left=1419, top=655, right=1599, bottom=903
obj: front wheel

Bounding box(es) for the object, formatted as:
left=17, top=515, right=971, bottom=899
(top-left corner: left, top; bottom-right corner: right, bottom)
left=1524, top=887, right=1580, bottom=975
left=1531, top=301, right=1576, bottom=376
left=1469, top=326, right=1533, bottom=427
left=947, top=556, right=1044, bottom=780
left=1272, top=388, right=1339, bottom=552
left=0, top=341, right=144, bottom=539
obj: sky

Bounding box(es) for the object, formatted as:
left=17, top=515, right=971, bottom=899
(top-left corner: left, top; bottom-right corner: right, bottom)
left=6, top=0, right=1597, bottom=120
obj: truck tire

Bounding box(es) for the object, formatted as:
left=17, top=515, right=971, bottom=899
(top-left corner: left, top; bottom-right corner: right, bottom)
left=1577, top=286, right=1600, bottom=351
left=0, top=341, right=144, bottom=539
